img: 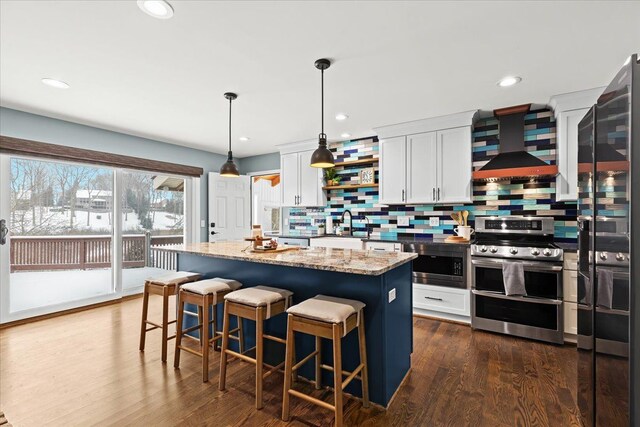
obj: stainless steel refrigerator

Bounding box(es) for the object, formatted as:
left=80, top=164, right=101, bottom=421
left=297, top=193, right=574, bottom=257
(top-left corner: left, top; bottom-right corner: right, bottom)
left=577, top=53, right=639, bottom=427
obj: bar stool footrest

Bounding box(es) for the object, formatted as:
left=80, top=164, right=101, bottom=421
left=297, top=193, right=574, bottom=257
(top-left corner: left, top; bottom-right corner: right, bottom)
left=288, top=389, right=334, bottom=412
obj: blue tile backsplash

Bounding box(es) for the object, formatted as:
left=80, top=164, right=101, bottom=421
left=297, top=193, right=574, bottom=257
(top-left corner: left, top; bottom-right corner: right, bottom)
left=288, top=108, right=578, bottom=243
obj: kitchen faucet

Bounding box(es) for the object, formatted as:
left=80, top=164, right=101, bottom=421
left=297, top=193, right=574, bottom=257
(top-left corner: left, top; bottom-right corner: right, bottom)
left=341, top=210, right=353, bottom=236
left=364, top=215, right=371, bottom=239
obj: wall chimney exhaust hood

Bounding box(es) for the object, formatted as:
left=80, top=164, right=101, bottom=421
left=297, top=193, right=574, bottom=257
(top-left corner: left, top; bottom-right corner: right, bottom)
left=473, top=104, right=558, bottom=181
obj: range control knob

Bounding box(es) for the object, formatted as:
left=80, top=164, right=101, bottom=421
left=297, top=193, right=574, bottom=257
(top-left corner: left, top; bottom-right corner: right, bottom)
left=531, top=248, right=540, bottom=256
left=490, top=246, right=498, bottom=254
left=616, top=253, right=626, bottom=261
left=599, top=252, right=608, bottom=261
left=509, top=247, right=518, bottom=255
left=480, top=245, right=488, bottom=253
left=543, top=248, right=552, bottom=257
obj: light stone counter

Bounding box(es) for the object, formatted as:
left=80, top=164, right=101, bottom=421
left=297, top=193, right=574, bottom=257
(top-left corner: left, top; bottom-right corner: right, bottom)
left=156, top=241, right=417, bottom=276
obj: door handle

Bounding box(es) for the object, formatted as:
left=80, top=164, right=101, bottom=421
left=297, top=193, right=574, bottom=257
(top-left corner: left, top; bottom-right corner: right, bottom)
left=402, top=189, right=405, bottom=202
left=0, top=219, right=7, bottom=245
left=424, top=296, right=443, bottom=301
left=432, top=188, right=435, bottom=201
left=210, top=231, right=219, bottom=236
left=437, top=188, right=440, bottom=201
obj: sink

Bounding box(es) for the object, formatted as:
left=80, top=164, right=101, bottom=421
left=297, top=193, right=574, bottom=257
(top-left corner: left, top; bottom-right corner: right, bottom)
left=309, top=236, right=364, bottom=250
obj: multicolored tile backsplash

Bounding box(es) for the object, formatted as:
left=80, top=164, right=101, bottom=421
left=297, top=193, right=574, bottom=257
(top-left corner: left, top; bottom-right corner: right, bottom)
left=287, top=108, right=578, bottom=243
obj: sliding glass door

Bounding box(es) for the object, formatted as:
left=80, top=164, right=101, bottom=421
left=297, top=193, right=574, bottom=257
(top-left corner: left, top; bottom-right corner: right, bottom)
left=0, top=155, right=194, bottom=322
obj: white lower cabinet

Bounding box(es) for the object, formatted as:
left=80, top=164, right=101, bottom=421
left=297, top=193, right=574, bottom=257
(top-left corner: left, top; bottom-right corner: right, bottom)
left=413, top=284, right=470, bottom=323
left=564, top=302, right=578, bottom=336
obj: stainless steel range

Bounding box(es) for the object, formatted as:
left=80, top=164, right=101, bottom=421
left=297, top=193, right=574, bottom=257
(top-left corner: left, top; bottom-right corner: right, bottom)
left=471, top=216, right=565, bottom=344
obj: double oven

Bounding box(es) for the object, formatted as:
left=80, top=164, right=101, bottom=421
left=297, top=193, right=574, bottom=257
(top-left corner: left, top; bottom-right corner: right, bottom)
left=471, top=217, right=565, bottom=344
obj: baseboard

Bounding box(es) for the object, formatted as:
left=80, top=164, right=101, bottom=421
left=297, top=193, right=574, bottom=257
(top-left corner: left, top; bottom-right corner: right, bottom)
left=412, top=309, right=471, bottom=325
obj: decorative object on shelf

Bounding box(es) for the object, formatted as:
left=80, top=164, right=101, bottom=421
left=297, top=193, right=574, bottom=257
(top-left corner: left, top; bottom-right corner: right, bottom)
left=454, top=225, right=474, bottom=241
left=220, top=92, right=240, bottom=177
left=323, top=167, right=341, bottom=186
left=359, top=167, right=375, bottom=185
left=310, top=58, right=335, bottom=168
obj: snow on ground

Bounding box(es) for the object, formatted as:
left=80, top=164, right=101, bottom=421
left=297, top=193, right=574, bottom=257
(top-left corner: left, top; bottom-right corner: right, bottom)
left=9, top=266, right=166, bottom=313
left=11, top=207, right=183, bottom=234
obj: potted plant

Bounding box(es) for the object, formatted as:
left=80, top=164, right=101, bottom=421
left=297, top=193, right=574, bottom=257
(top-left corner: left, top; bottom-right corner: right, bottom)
left=324, top=167, right=341, bottom=186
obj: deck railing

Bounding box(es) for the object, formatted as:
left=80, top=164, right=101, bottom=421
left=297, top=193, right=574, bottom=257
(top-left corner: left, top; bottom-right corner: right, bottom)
left=10, top=234, right=183, bottom=272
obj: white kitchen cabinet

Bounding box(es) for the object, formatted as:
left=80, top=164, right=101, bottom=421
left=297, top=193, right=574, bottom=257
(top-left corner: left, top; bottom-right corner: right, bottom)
left=406, top=132, right=437, bottom=203
left=437, top=127, right=472, bottom=204
left=564, top=302, right=578, bottom=336
left=413, top=284, right=470, bottom=319
left=379, top=136, right=407, bottom=204
left=563, top=251, right=578, bottom=337
left=549, top=88, right=604, bottom=202
left=279, top=148, right=325, bottom=208
left=379, top=127, right=472, bottom=205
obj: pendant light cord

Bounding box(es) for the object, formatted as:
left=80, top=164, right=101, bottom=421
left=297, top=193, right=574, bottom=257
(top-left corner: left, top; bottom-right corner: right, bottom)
left=321, top=68, right=324, bottom=138
left=228, top=97, right=232, bottom=154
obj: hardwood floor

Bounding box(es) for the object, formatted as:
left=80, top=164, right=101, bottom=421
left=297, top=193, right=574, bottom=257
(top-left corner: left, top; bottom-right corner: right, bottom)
left=0, top=297, right=581, bottom=426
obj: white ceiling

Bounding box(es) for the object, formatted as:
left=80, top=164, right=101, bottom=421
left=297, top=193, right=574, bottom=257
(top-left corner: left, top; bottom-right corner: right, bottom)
left=1, top=1, right=638, bottom=157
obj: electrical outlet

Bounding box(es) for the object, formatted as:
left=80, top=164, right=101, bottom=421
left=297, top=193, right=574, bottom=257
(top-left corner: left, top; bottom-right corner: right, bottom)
left=284, top=218, right=289, bottom=225
left=388, top=288, right=396, bottom=303
left=429, top=217, right=440, bottom=227
left=397, top=216, right=410, bottom=227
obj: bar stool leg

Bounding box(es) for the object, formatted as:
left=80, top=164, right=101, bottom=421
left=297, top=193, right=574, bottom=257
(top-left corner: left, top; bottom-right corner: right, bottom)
left=212, top=304, right=219, bottom=351
left=315, top=335, right=322, bottom=389
left=139, top=282, right=150, bottom=351
left=219, top=301, right=230, bottom=391
left=332, top=323, right=344, bottom=427
left=255, top=306, right=265, bottom=410
left=281, top=314, right=295, bottom=422
left=238, top=315, right=245, bottom=354
left=358, top=312, right=370, bottom=408
left=161, top=285, right=170, bottom=363
left=202, top=295, right=210, bottom=383
left=174, top=292, right=185, bottom=369
left=197, top=305, right=204, bottom=347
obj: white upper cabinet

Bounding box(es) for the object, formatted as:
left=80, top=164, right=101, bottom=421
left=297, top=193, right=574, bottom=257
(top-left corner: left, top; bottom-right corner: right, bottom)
left=549, top=87, right=604, bottom=202
left=277, top=141, right=326, bottom=208
left=379, top=136, right=407, bottom=204
left=375, top=110, right=477, bottom=205
left=437, top=127, right=472, bottom=204
left=406, top=132, right=437, bottom=203
left=281, top=152, right=299, bottom=207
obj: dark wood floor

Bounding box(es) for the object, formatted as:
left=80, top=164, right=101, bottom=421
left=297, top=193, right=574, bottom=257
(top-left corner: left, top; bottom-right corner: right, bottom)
left=0, top=297, right=582, bottom=426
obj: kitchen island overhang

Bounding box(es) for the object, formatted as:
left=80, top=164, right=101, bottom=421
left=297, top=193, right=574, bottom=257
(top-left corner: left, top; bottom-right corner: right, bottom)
left=158, top=242, right=417, bottom=407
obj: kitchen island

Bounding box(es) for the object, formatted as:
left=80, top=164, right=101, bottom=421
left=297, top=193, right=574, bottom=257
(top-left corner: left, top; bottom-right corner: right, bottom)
left=158, top=241, right=417, bottom=406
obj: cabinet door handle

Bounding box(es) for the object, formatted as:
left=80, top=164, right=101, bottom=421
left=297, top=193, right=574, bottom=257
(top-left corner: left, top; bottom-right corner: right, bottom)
left=437, top=188, right=440, bottom=201
left=424, top=296, right=443, bottom=301
left=432, top=188, right=435, bottom=201
left=402, top=189, right=405, bottom=202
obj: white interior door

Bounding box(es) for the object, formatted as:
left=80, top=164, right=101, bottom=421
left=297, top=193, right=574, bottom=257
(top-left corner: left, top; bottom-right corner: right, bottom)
left=208, top=172, right=250, bottom=242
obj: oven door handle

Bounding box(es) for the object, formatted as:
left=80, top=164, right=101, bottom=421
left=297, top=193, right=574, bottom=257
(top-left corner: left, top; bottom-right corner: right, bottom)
left=471, top=289, right=563, bottom=305
left=471, top=258, right=562, bottom=272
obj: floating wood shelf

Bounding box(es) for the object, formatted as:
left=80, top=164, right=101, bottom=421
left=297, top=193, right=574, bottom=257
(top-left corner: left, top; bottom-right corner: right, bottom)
left=333, top=158, right=379, bottom=167
left=323, top=183, right=379, bottom=190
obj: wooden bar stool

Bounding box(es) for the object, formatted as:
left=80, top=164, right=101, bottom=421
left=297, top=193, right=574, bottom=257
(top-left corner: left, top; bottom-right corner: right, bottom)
left=139, top=271, right=201, bottom=362
left=219, top=285, right=293, bottom=410
left=282, top=295, right=369, bottom=427
left=174, top=278, right=243, bottom=382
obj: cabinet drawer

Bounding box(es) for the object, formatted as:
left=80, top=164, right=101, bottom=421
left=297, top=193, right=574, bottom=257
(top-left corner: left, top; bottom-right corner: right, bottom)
left=413, top=284, right=470, bottom=316
left=364, top=241, right=402, bottom=252
left=564, top=301, right=578, bottom=335
left=563, top=270, right=578, bottom=303
left=563, top=252, right=578, bottom=271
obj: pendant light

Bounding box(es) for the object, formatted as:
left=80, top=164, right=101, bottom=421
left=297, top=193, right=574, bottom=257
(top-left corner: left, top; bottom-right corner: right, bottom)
left=220, top=92, right=240, bottom=177
left=310, top=58, right=335, bottom=168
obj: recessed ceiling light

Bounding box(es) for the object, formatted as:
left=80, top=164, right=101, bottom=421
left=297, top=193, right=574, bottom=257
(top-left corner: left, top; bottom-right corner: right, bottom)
left=239, top=136, right=250, bottom=142
left=137, top=0, right=174, bottom=19
left=497, top=76, right=522, bottom=87
left=41, top=78, right=69, bottom=89
left=335, top=113, right=349, bottom=121
left=340, top=133, right=351, bottom=138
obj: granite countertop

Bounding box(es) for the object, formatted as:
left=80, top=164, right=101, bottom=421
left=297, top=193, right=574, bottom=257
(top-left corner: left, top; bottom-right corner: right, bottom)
left=157, top=241, right=418, bottom=276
